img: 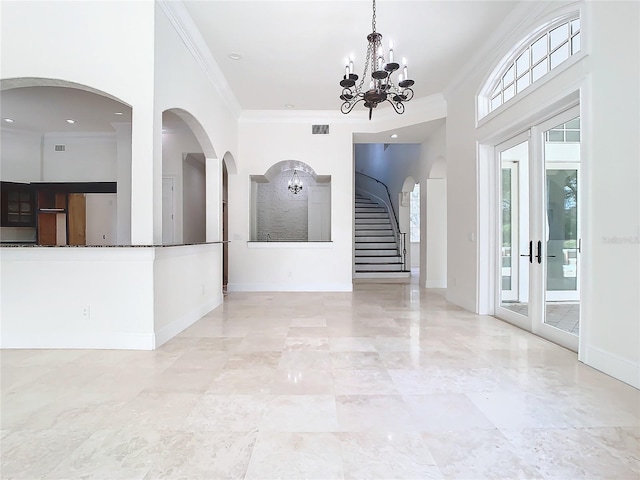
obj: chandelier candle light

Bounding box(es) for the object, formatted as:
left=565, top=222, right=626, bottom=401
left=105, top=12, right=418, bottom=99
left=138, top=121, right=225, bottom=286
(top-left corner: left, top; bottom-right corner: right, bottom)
left=339, top=0, right=415, bottom=119
left=288, top=170, right=303, bottom=194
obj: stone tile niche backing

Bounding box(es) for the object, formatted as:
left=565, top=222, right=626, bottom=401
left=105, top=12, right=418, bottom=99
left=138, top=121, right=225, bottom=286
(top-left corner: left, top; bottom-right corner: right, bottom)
left=256, top=170, right=315, bottom=241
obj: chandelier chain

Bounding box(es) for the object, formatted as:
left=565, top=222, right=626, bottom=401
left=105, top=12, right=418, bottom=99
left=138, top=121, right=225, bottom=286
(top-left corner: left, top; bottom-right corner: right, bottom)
left=358, top=42, right=373, bottom=92
left=372, top=0, right=376, bottom=33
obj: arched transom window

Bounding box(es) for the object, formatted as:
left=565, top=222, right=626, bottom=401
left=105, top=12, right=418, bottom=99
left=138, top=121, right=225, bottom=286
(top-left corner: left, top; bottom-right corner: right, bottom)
left=480, top=16, right=581, bottom=119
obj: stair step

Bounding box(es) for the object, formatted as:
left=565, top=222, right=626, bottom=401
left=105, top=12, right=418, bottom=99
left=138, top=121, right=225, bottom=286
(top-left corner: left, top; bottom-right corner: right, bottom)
left=357, top=212, right=389, bottom=219
left=355, top=223, right=391, bottom=229
left=356, top=263, right=404, bottom=272
left=356, top=236, right=396, bottom=243
left=355, top=242, right=397, bottom=249
left=355, top=209, right=386, bottom=215
left=356, top=230, right=393, bottom=236
left=356, top=256, right=402, bottom=264
left=356, top=249, right=398, bottom=256
left=355, top=218, right=391, bottom=224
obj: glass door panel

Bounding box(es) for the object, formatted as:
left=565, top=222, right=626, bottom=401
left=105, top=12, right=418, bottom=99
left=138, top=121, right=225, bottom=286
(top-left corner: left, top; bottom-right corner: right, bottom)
left=498, top=138, right=530, bottom=324
left=543, top=116, right=581, bottom=336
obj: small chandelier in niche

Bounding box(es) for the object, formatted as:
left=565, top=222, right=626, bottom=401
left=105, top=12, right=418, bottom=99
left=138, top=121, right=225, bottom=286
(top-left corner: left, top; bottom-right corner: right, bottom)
left=288, top=170, right=303, bottom=194
left=339, top=0, right=415, bottom=120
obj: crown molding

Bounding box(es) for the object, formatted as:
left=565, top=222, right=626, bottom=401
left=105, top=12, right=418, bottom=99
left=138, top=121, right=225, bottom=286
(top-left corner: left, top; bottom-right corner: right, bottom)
left=156, top=0, right=242, bottom=120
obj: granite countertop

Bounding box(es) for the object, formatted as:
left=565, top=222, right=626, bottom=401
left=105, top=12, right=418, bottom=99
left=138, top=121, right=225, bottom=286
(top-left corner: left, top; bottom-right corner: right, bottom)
left=0, top=241, right=227, bottom=248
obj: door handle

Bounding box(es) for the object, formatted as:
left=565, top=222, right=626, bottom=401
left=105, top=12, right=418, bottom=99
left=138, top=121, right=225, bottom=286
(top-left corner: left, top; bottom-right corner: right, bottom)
left=520, top=240, right=533, bottom=263
left=536, top=240, right=542, bottom=264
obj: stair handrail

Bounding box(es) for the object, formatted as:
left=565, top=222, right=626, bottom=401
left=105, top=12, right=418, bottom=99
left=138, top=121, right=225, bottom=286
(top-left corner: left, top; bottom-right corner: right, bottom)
left=355, top=172, right=401, bottom=233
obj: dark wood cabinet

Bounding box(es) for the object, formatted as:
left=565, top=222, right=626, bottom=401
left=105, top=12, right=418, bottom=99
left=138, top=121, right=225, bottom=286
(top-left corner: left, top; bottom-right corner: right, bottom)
left=1, top=182, right=35, bottom=227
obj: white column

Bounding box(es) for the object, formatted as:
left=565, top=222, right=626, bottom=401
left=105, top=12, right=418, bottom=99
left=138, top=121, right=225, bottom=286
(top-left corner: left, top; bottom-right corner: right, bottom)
left=112, top=122, right=132, bottom=245
left=425, top=178, right=447, bottom=288
left=205, top=157, right=221, bottom=242
left=130, top=104, right=161, bottom=245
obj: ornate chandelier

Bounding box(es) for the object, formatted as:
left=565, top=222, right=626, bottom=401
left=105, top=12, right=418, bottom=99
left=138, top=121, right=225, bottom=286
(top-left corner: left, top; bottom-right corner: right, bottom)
left=339, top=0, right=415, bottom=120
left=288, top=170, right=303, bottom=194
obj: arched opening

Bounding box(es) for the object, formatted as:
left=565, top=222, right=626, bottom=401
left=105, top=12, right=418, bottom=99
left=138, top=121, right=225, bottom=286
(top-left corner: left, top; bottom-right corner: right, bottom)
left=0, top=79, right=132, bottom=246
left=161, top=109, right=217, bottom=245
left=250, top=160, right=331, bottom=242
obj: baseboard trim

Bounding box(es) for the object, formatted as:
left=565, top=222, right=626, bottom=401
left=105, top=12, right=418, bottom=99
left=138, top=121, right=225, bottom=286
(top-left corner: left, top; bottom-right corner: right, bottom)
left=425, top=280, right=447, bottom=288
left=154, top=295, right=222, bottom=348
left=0, top=331, right=155, bottom=350
left=227, top=283, right=352, bottom=292
left=584, top=345, right=640, bottom=389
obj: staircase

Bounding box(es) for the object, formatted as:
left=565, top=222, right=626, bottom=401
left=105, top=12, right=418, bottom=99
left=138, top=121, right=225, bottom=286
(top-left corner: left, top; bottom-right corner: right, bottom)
left=354, top=193, right=410, bottom=283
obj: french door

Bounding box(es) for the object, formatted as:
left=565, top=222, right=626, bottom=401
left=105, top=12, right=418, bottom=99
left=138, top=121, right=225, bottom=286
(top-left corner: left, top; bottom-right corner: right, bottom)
left=495, top=106, right=581, bottom=351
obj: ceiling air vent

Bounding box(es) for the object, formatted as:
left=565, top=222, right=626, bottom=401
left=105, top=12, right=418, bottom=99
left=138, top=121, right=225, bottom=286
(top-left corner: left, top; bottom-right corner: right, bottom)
left=54, top=144, right=66, bottom=152
left=312, top=124, right=329, bottom=135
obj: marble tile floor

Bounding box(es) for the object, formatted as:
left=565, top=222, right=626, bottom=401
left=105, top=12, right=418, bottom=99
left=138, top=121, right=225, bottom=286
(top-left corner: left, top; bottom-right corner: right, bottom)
left=1, top=284, right=638, bottom=479
left=501, top=302, right=580, bottom=335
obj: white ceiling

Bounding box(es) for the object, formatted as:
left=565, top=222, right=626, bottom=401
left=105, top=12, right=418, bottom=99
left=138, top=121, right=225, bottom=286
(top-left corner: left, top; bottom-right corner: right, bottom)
left=0, top=1, right=522, bottom=143
left=183, top=0, right=522, bottom=111
left=0, top=86, right=131, bottom=134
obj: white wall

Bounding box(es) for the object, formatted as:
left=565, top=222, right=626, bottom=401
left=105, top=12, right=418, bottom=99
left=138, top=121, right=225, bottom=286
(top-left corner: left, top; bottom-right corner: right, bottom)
left=425, top=179, right=447, bottom=288
left=153, top=244, right=222, bottom=346
left=1, top=0, right=155, bottom=246
left=0, top=247, right=155, bottom=349
left=445, top=0, right=639, bottom=387
left=0, top=129, right=42, bottom=182
left=230, top=119, right=354, bottom=291
left=42, top=134, right=116, bottom=182
left=582, top=0, right=639, bottom=387
left=0, top=0, right=235, bottom=349
left=1, top=131, right=118, bottom=182
left=154, top=3, right=240, bottom=248
left=183, top=153, right=206, bottom=244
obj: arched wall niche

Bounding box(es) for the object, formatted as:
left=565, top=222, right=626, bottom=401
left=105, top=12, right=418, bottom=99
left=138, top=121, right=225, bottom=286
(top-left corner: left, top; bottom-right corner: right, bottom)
left=250, top=160, right=331, bottom=242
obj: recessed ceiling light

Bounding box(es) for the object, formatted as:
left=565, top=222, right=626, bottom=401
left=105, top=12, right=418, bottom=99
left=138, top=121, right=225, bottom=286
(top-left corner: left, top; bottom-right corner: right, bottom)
left=228, top=53, right=242, bottom=60
left=3, top=118, right=14, bottom=123
left=114, top=112, right=123, bottom=115
left=66, top=119, right=76, bottom=124
left=285, top=104, right=295, bottom=109
left=390, top=133, right=398, bottom=139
